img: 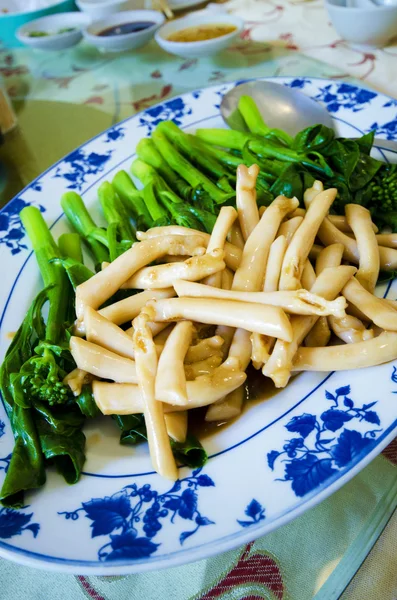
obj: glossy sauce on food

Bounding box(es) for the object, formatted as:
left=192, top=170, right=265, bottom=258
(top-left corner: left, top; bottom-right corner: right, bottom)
left=189, top=367, right=279, bottom=440
left=167, top=24, right=237, bottom=43
left=97, top=22, right=155, bottom=37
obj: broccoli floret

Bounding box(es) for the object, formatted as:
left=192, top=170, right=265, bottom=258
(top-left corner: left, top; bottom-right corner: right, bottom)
left=370, top=164, right=397, bottom=212
left=21, top=348, right=71, bottom=406
left=362, top=164, right=397, bottom=231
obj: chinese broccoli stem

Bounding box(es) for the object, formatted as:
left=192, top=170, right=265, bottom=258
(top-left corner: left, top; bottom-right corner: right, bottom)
left=136, top=138, right=193, bottom=201
left=98, top=181, right=136, bottom=242
left=21, top=207, right=69, bottom=344
left=61, top=192, right=109, bottom=267
left=131, top=159, right=214, bottom=231
left=157, top=121, right=231, bottom=180
left=131, top=160, right=168, bottom=222
left=237, top=95, right=293, bottom=146
left=152, top=128, right=233, bottom=205
left=58, top=232, right=83, bottom=263
left=111, top=170, right=152, bottom=229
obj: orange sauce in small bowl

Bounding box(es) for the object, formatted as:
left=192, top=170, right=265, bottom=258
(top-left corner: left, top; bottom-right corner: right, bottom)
left=167, top=23, right=237, bottom=43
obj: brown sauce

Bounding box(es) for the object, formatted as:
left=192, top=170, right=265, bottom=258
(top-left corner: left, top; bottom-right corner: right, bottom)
left=167, top=24, right=237, bottom=43
left=189, top=366, right=280, bottom=441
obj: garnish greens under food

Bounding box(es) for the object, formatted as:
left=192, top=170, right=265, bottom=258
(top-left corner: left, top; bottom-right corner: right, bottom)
left=1, top=96, right=397, bottom=506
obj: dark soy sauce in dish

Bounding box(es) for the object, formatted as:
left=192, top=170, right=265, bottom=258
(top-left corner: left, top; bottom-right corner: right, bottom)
left=97, top=22, right=155, bottom=37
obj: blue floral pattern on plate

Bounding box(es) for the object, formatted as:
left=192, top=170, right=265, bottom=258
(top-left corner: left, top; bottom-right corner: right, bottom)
left=0, top=418, right=10, bottom=476
left=237, top=499, right=266, bottom=528
left=103, top=126, right=125, bottom=143
left=53, top=148, right=112, bottom=191
left=58, top=469, right=215, bottom=561
left=370, top=117, right=397, bottom=140
left=0, top=198, right=45, bottom=256
left=285, top=79, right=378, bottom=113
left=267, top=385, right=382, bottom=497
left=138, top=97, right=195, bottom=134
left=313, top=83, right=377, bottom=114
left=0, top=507, right=39, bottom=540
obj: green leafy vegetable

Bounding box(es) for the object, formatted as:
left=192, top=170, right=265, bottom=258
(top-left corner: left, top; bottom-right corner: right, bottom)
left=59, top=257, right=94, bottom=290
left=0, top=207, right=86, bottom=507
left=136, top=138, right=194, bottom=201
left=170, top=434, right=208, bottom=469
left=76, top=385, right=101, bottom=418
left=131, top=159, right=215, bottom=232
left=113, top=415, right=207, bottom=468
left=114, top=414, right=148, bottom=445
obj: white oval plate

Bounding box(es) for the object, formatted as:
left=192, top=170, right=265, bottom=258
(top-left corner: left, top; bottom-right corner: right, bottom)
left=0, top=77, right=396, bottom=574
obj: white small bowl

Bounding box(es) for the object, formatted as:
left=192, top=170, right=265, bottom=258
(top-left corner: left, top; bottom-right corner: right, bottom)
left=83, top=10, right=165, bottom=52
left=16, top=12, right=90, bottom=51
left=76, top=0, right=132, bottom=19
left=155, top=11, right=244, bottom=58
left=326, top=0, right=397, bottom=47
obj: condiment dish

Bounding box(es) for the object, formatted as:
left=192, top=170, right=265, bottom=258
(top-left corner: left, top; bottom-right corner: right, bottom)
left=0, top=0, right=76, bottom=48
left=155, top=10, right=244, bottom=58
left=16, top=11, right=90, bottom=50
left=76, top=0, right=132, bottom=19
left=83, top=9, right=165, bottom=52
left=326, top=0, right=397, bottom=47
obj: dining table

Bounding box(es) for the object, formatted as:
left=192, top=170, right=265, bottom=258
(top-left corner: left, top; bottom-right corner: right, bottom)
left=0, top=0, right=396, bottom=598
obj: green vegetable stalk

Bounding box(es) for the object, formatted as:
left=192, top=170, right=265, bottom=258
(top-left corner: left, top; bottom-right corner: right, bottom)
left=111, top=170, right=152, bottom=229
left=132, top=159, right=215, bottom=232
left=98, top=181, right=136, bottom=261
left=98, top=181, right=136, bottom=243
left=238, top=95, right=294, bottom=146
left=21, top=207, right=69, bottom=345
left=157, top=121, right=232, bottom=180
left=152, top=128, right=234, bottom=205
left=61, top=191, right=109, bottom=268
left=58, top=232, right=83, bottom=263
left=131, top=160, right=169, bottom=223
left=136, top=138, right=193, bottom=201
